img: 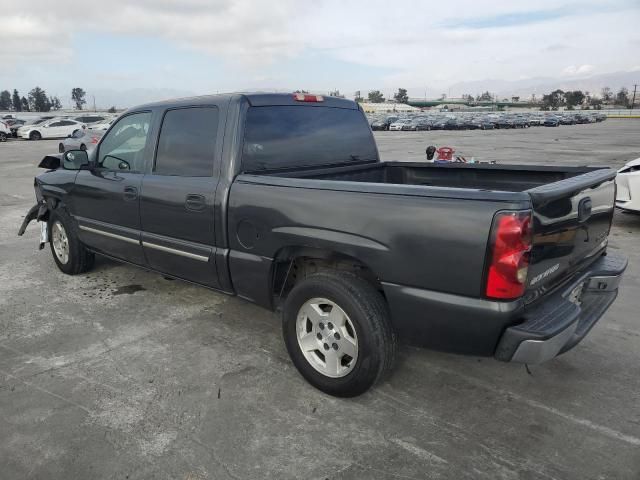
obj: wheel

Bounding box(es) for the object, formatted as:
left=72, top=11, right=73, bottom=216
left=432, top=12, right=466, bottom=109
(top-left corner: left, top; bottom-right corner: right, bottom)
left=282, top=271, right=396, bottom=397
left=30, top=131, right=42, bottom=140
left=48, top=208, right=95, bottom=275
left=80, top=144, right=86, bottom=151
left=0, top=132, right=6, bottom=142
left=58, top=143, right=65, bottom=153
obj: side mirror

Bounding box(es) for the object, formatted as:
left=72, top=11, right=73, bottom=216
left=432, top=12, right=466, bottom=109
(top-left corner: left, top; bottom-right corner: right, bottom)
left=63, top=150, right=90, bottom=170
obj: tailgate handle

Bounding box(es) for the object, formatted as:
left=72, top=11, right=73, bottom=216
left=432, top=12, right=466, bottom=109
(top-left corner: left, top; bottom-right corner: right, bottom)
left=185, top=194, right=206, bottom=212
left=578, top=197, right=592, bottom=222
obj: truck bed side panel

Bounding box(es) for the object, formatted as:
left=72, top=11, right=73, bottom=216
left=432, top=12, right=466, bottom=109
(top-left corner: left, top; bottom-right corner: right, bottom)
left=227, top=178, right=524, bottom=309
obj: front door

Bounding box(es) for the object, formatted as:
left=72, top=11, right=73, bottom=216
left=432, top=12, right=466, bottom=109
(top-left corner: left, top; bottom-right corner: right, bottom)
left=139, top=106, right=221, bottom=288
left=72, top=111, right=153, bottom=265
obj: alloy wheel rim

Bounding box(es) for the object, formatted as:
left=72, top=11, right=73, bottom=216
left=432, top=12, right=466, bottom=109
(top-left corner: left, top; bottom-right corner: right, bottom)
left=296, top=298, right=358, bottom=378
left=52, top=221, right=69, bottom=264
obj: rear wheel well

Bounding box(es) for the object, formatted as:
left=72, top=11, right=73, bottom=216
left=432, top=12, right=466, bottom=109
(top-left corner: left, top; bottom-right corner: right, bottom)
left=272, top=248, right=383, bottom=307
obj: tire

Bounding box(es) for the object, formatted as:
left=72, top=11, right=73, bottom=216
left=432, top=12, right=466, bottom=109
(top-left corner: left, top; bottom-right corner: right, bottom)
left=30, top=131, right=42, bottom=140
left=58, top=143, right=65, bottom=153
left=0, top=132, right=7, bottom=142
left=48, top=208, right=95, bottom=275
left=80, top=144, right=86, bottom=151
left=282, top=271, right=396, bottom=397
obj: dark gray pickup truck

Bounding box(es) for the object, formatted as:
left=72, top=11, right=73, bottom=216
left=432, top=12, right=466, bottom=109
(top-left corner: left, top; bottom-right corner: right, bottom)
left=19, top=93, right=627, bottom=396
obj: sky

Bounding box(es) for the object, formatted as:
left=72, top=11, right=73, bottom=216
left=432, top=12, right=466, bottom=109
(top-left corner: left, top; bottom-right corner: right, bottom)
left=0, top=0, right=639, bottom=107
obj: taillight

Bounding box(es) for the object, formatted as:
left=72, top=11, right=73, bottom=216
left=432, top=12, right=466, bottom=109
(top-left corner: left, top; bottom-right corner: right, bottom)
left=485, top=210, right=532, bottom=299
left=293, top=93, right=324, bottom=102
left=91, top=136, right=98, bottom=143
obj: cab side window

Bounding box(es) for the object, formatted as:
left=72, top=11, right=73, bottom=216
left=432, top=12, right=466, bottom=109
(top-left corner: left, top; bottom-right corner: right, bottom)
left=97, top=112, right=151, bottom=172
left=154, top=107, right=218, bottom=177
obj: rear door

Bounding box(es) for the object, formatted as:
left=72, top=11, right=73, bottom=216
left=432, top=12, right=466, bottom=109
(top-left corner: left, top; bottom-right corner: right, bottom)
left=139, top=105, right=223, bottom=288
left=524, top=169, right=616, bottom=300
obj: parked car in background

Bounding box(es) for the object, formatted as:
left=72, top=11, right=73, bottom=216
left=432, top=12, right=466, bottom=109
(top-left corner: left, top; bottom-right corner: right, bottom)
left=616, top=157, right=640, bottom=213
left=59, top=129, right=104, bottom=153
left=5, top=119, right=26, bottom=137
left=370, top=118, right=390, bottom=131
left=513, top=117, right=530, bottom=128
left=496, top=117, right=514, bottom=129
left=559, top=116, right=576, bottom=126
left=544, top=116, right=560, bottom=127
left=389, top=120, right=409, bottom=131
left=18, top=118, right=86, bottom=140
left=414, top=118, right=434, bottom=131
left=0, top=120, right=10, bottom=141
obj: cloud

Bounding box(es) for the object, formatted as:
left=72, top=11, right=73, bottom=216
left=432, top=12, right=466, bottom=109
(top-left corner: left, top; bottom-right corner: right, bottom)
left=1, top=0, right=638, bottom=95
left=562, top=65, right=596, bottom=76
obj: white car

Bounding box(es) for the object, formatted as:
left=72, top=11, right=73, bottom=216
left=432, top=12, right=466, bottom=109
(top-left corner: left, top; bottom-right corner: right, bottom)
left=616, top=157, right=640, bottom=213
left=389, top=121, right=408, bottom=131
left=18, top=119, right=86, bottom=140
left=0, top=120, right=10, bottom=142
left=58, top=129, right=105, bottom=153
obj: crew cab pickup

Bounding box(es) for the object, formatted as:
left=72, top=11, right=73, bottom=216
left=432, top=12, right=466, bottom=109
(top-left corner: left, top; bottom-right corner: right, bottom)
left=18, top=93, right=627, bottom=396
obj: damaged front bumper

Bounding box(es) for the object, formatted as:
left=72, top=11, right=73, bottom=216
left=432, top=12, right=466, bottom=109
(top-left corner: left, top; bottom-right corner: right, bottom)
left=18, top=202, right=49, bottom=250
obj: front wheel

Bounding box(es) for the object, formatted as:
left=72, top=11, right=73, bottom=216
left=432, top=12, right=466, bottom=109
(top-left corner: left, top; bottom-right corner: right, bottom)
left=0, top=132, right=7, bottom=142
left=30, top=131, right=42, bottom=140
left=282, top=272, right=396, bottom=397
left=48, top=209, right=95, bottom=275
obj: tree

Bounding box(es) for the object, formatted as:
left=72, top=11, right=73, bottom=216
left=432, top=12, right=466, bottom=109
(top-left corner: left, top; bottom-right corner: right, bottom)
left=21, top=97, right=29, bottom=112
left=28, top=87, right=51, bottom=112
left=367, top=90, right=385, bottom=103
left=393, top=88, right=408, bottom=104
left=615, top=87, right=630, bottom=107
left=542, top=89, right=565, bottom=110
left=476, top=91, right=493, bottom=102
left=0, top=90, right=11, bottom=110
left=511, top=96, right=520, bottom=103
left=12, top=89, right=22, bottom=112
left=462, top=94, right=474, bottom=102
left=49, top=96, right=62, bottom=110
left=601, top=87, right=612, bottom=103
left=293, top=89, right=309, bottom=94
left=108, top=106, right=117, bottom=113
left=564, top=90, right=585, bottom=108
left=328, top=89, right=344, bottom=98
left=71, top=87, right=86, bottom=110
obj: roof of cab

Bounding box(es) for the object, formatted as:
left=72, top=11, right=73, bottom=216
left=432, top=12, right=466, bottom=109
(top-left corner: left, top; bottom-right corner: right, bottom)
left=130, top=92, right=359, bottom=111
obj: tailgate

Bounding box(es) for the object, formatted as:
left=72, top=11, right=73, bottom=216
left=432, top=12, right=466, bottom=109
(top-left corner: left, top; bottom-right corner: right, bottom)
left=524, top=168, right=616, bottom=301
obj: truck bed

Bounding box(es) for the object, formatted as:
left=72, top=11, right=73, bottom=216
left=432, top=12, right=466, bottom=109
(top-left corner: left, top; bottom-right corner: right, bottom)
left=268, top=161, right=606, bottom=193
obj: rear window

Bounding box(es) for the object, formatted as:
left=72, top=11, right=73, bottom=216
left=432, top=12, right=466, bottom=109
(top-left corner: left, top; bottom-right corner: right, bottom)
left=242, top=106, right=377, bottom=172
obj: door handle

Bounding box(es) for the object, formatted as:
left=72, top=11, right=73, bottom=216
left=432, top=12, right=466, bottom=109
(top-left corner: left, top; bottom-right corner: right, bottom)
left=123, top=186, right=138, bottom=201
left=185, top=194, right=206, bottom=212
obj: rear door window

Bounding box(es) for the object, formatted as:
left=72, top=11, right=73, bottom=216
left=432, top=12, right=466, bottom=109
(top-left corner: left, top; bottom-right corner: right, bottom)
left=242, top=106, right=378, bottom=173
left=154, top=107, right=219, bottom=177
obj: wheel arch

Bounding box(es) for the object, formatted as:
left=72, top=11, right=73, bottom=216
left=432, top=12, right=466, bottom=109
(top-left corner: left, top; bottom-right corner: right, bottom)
left=271, top=246, right=385, bottom=308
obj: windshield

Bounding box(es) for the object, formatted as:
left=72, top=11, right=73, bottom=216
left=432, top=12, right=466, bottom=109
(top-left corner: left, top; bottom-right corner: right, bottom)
left=242, top=106, right=378, bottom=173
